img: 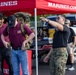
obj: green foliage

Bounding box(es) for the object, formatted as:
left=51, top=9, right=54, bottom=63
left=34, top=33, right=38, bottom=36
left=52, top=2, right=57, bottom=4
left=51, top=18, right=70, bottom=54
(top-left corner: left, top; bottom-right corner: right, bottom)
left=30, top=14, right=52, bottom=21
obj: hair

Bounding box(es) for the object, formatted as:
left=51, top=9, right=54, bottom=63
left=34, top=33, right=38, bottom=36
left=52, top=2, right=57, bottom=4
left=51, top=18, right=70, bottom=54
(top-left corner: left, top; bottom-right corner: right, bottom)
left=3, top=17, right=7, bottom=24
left=0, top=12, right=4, bottom=20
left=57, top=14, right=66, bottom=19
left=14, top=12, right=31, bottom=23
left=57, top=14, right=66, bottom=23
left=65, top=19, right=71, bottom=26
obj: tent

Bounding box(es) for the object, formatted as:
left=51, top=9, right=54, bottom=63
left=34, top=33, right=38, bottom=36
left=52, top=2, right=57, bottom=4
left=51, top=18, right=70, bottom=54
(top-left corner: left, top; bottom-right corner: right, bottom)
left=0, top=0, right=76, bottom=75
left=0, top=0, right=76, bottom=15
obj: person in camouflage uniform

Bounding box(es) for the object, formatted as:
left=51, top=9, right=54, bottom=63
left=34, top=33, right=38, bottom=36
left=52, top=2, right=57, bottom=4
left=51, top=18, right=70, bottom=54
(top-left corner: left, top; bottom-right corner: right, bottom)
left=40, top=15, right=70, bottom=75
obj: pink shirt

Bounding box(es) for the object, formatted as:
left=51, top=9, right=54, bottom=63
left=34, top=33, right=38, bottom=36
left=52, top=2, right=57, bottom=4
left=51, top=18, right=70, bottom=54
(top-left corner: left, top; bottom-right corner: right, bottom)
left=0, top=24, right=9, bottom=48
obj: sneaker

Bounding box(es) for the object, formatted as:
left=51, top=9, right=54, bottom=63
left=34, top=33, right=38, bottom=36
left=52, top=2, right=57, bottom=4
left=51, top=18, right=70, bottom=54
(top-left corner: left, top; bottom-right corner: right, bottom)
left=68, top=67, right=75, bottom=71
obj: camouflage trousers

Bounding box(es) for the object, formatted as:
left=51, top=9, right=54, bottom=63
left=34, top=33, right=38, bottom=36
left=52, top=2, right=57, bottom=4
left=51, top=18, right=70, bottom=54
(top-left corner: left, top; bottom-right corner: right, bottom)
left=49, top=47, right=68, bottom=75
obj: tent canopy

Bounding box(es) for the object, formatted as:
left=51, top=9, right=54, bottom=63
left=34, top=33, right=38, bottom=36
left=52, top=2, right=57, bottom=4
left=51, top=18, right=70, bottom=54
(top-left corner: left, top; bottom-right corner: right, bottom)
left=0, top=0, right=76, bottom=15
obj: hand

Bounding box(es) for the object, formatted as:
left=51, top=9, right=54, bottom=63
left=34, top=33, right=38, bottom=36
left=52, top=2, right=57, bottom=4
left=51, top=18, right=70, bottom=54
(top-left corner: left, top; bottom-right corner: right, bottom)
left=43, top=55, right=49, bottom=63
left=69, top=43, right=74, bottom=48
left=21, top=41, right=26, bottom=50
left=4, top=41, right=10, bottom=48
left=40, top=17, right=48, bottom=22
left=71, top=44, right=74, bottom=48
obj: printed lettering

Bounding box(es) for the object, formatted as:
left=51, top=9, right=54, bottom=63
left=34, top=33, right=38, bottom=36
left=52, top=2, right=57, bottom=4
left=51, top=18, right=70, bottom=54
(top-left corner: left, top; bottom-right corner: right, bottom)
left=48, top=2, right=76, bottom=9
left=0, top=1, right=17, bottom=6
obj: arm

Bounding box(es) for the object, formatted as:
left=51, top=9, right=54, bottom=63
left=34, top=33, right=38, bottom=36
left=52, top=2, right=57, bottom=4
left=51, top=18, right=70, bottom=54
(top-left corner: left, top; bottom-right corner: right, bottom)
left=40, top=17, right=64, bottom=31
left=23, top=32, right=35, bottom=44
left=21, top=32, right=35, bottom=50
left=1, top=34, right=10, bottom=48
left=71, top=28, right=76, bottom=47
left=23, top=24, right=35, bottom=43
left=21, top=24, right=35, bottom=50
left=73, top=36, right=76, bottom=47
left=43, top=48, right=53, bottom=63
left=46, top=48, right=53, bottom=57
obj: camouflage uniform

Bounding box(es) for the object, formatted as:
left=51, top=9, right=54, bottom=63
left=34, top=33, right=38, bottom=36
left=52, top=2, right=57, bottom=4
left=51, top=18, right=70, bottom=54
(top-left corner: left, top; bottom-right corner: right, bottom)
left=49, top=48, right=68, bottom=75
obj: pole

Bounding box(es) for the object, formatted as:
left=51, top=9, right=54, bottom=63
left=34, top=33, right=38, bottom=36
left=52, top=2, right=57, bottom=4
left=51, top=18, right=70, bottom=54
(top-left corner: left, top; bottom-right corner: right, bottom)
left=34, top=8, right=38, bottom=75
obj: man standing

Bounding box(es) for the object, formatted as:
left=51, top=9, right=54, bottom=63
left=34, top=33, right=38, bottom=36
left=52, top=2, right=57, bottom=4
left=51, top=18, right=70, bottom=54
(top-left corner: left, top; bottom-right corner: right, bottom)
left=40, top=15, right=70, bottom=75
left=1, top=15, right=35, bottom=75
left=0, top=13, right=13, bottom=75
left=65, top=19, right=76, bottom=71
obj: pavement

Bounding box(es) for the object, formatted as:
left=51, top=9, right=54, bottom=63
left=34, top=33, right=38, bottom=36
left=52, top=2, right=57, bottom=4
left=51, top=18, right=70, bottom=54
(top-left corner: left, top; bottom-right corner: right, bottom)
left=66, top=64, right=76, bottom=75
left=32, top=63, right=76, bottom=75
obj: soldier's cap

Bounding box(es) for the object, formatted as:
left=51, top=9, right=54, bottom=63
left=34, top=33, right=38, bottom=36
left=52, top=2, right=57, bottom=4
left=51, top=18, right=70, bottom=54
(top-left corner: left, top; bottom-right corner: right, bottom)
left=65, top=19, right=70, bottom=24
left=7, top=15, right=16, bottom=27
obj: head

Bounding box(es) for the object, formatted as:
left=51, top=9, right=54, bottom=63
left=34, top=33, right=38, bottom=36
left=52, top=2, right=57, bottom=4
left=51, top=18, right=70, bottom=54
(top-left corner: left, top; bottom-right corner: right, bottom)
left=0, top=13, right=4, bottom=26
left=14, top=12, right=31, bottom=24
left=15, top=13, right=25, bottom=24
left=56, top=14, right=66, bottom=25
left=7, top=15, right=17, bottom=27
left=65, top=19, right=71, bottom=27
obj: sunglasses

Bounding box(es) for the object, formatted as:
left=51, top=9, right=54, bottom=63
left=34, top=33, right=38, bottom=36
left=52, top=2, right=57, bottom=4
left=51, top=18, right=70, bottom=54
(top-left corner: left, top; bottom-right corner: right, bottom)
left=56, top=17, right=60, bottom=20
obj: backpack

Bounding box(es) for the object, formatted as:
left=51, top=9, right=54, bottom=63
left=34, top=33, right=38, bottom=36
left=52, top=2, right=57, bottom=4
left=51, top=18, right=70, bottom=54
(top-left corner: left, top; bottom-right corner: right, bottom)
left=20, top=23, right=33, bottom=50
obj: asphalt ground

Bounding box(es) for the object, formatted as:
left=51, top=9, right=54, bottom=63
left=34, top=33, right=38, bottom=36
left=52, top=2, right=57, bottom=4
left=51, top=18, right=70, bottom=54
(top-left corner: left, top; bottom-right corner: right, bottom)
left=32, top=63, right=76, bottom=75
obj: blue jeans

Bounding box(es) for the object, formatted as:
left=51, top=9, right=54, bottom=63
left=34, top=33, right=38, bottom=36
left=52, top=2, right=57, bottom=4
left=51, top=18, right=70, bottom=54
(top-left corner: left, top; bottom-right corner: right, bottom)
left=11, top=49, right=29, bottom=75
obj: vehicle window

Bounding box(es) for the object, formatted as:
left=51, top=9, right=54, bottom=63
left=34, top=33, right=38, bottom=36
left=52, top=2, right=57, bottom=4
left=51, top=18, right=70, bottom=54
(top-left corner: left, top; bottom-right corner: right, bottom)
left=43, top=15, right=76, bottom=27
left=66, top=16, right=75, bottom=21
left=44, top=17, right=56, bottom=28
left=71, top=21, right=76, bottom=26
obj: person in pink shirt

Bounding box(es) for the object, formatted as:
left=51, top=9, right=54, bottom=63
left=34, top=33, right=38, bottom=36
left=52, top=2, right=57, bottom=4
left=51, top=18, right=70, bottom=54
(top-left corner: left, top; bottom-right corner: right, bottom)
left=0, top=13, right=13, bottom=75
